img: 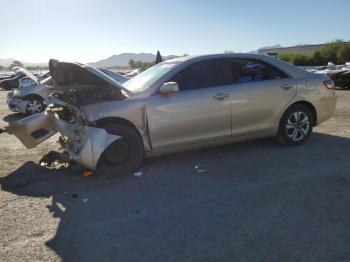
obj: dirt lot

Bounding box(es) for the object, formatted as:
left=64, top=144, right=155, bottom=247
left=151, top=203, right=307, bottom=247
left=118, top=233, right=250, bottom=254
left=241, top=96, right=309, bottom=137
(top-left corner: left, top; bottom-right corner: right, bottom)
left=0, top=90, right=350, bottom=262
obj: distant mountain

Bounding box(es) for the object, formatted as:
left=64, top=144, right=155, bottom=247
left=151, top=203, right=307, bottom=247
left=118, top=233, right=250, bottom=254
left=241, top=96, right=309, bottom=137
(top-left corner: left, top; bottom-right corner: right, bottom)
left=0, top=58, right=47, bottom=67
left=0, top=52, right=177, bottom=69
left=259, top=44, right=283, bottom=50
left=89, top=53, right=177, bottom=67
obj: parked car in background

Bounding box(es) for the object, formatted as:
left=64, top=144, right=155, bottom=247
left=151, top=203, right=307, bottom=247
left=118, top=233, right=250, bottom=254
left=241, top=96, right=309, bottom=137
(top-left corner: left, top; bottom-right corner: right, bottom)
left=6, top=66, right=125, bottom=115
left=0, top=72, right=17, bottom=81
left=308, top=62, right=350, bottom=89
left=18, top=72, right=50, bottom=89
left=5, top=54, right=336, bottom=175
left=342, top=62, right=350, bottom=70
left=7, top=71, right=53, bottom=115
left=0, top=72, right=26, bottom=90
left=124, top=68, right=143, bottom=78
left=327, top=69, right=350, bottom=89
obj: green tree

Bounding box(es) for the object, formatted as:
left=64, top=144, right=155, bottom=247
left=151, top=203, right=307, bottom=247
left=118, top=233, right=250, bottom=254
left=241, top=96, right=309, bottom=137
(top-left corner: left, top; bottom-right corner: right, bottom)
left=128, top=59, right=154, bottom=69
left=310, top=51, right=326, bottom=66
left=337, top=42, right=350, bottom=62
left=278, top=53, right=293, bottom=63
left=291, top=54, right=310, bottom=66
left=128, top=59, right=135, bottom=68
left=9, top=60, right=24, bottom=68
left=319, top=39, right=344, bottom=63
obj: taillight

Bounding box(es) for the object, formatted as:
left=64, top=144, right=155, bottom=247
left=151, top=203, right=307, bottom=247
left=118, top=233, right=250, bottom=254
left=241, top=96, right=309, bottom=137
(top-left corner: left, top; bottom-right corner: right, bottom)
left=323, top=80, right=335, bottom=89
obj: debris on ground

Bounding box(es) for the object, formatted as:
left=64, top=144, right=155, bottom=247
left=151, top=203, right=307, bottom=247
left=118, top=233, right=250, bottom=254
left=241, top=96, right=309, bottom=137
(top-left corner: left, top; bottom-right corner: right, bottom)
left=39, top=151, right=69, bottom=168
left=194, top=165, right=206, bottom=173
left=133, top=171, right=143, bottom=177
left=83, top=171, right=94, bottom=177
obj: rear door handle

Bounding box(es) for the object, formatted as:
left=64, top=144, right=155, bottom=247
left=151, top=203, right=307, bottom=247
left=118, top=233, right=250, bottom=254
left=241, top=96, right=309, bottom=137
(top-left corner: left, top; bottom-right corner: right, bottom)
left=280, top=84, right=293, bottom=90
left=213, top=93, right=229, bottom=100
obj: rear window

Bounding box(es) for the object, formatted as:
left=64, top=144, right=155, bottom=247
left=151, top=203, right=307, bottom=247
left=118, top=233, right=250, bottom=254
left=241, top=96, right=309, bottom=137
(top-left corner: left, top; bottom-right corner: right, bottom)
left=230, top=59, right=288, bottom=84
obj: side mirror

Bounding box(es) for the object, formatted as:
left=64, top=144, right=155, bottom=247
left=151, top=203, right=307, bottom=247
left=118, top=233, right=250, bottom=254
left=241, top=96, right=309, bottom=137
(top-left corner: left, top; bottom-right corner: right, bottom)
left=158, top=82, right=179, bottom=95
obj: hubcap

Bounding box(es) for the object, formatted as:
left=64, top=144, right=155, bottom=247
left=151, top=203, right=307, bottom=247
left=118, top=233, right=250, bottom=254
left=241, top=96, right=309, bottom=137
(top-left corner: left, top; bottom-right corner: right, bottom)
left=286, top=111, right=310, bottom=141
left=104, top=139, right=130, bottom=166
left=26, top=100, right=43, bottom=114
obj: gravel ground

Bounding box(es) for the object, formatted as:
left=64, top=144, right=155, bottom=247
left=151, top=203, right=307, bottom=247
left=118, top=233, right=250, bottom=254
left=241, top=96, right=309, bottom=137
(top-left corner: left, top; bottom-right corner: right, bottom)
left=0, top=90, right=350, bottom=262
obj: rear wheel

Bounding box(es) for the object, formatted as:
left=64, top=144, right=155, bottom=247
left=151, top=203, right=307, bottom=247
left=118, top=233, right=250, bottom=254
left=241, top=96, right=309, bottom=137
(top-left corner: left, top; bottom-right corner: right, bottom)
left=25, top=97, right=45, bottom=115
left=97, top=123, right=144, bottom=176
left=277, top=104, right=313, bottom=146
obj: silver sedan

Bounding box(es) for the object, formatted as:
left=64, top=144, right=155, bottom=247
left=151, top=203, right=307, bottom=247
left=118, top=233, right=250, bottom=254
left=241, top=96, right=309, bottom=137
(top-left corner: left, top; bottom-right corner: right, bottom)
left=5, top=54, right=336, bottom=175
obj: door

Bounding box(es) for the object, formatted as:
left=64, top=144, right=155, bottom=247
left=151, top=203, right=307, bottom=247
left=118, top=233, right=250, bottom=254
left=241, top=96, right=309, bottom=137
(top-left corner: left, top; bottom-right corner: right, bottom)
left=228, top=59, right=297, bottom=136
left=146, top=58, right=232, bottom=150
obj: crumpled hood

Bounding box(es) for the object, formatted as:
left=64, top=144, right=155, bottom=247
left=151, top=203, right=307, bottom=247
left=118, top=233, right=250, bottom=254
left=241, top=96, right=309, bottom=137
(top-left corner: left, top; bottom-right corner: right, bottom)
left=16, top=67, right=38, bottom=84
left=49, top=59, right=130, bottom=93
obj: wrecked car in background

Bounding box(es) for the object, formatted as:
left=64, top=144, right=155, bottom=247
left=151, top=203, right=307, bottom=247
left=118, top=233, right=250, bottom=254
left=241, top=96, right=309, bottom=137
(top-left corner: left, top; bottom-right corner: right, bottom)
left=0, top=70, right=27, bottom=90
left=7, top=68, right=127, bottom=115
left=308, top=62, right=350, bottom=89
left=2, top=54, right=336, bottom=175
left=7, top=71, right=53, bottom=115
left=18, top=71, right=50, bottom=89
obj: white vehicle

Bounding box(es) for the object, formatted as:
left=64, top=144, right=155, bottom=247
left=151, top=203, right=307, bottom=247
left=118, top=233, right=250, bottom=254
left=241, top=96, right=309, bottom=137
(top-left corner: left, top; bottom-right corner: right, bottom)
left=7, top=67, right=127, bottom=115
left=7, top=75, right=54, bottom=115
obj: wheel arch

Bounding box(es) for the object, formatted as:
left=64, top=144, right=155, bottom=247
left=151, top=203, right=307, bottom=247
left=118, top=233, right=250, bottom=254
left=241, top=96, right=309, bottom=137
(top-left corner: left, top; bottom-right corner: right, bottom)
left=281, top=101, right=317, bottom=127
left=92, top=117, right=149, bottom=150
left=23, top=93, right=44, bottom=102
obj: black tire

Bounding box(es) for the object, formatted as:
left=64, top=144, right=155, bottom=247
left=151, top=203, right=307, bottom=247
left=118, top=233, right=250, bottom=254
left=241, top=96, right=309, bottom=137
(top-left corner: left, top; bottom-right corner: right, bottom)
left=96, top=123, right=144, bottom=176
left=277, top=104, right=314, bottom=146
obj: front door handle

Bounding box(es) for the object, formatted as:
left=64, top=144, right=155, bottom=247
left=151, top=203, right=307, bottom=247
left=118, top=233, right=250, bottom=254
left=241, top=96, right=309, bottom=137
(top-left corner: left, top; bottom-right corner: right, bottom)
left=213, top=93, right=229, bottom=100
left=280, top=84, right=293, bottom=90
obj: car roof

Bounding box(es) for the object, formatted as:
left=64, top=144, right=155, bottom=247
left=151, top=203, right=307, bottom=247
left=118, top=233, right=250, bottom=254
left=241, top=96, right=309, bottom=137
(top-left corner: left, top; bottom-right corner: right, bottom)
left=166, top=53, right=311, bottom=79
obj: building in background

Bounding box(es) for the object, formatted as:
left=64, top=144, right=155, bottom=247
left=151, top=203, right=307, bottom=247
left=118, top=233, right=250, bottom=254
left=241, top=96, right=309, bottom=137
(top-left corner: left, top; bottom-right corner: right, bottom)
left=258, top=44, right=325, bottom=57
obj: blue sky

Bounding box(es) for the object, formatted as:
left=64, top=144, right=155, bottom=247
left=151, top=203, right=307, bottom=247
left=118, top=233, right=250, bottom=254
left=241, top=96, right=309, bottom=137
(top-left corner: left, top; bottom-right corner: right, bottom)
left=1, top=0, right=349, bottom=63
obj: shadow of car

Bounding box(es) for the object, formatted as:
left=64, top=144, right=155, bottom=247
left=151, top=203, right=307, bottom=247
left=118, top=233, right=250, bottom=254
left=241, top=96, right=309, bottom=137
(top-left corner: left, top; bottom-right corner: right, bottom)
left=1, top=133, right=350, bottom=261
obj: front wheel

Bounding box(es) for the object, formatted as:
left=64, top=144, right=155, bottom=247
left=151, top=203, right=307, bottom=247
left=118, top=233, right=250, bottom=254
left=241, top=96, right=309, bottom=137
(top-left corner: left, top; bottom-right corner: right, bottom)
left=25, top=98, right=45, bottom=115
left=97, top=124, right=144, bottom=176
left=277, top=104, right=313, bottom=146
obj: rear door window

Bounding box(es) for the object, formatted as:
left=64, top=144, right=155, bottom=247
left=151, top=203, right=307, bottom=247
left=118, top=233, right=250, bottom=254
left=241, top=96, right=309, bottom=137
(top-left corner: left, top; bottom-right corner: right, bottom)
left=169, top=59, right=230, bottom=91
left=230, top=59, right=288, bottom=84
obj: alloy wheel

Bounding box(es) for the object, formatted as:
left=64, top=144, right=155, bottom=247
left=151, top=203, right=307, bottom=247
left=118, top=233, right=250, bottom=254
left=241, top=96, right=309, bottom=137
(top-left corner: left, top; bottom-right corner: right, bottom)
left=26, top=100, right=43, bottom=114
left=286, top=111, right=310, bottom=142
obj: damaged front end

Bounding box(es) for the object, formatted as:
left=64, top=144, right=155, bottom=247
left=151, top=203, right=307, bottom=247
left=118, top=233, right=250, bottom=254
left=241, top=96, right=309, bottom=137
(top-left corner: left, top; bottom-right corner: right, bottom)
left=2, top=59, right=134, bottom=171
left=4, top=97, right=121, bottom=170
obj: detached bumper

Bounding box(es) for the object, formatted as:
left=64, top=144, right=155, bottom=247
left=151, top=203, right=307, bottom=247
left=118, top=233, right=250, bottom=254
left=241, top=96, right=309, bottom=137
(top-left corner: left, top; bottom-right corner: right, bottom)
left=5, top=112, right=121, bottom=170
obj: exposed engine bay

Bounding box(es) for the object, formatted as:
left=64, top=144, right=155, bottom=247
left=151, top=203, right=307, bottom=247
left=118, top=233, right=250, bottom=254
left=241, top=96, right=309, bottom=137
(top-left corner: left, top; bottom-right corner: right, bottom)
left=51, top=84, right=124, bottom=107
left=1, top=59, right=129, bottom=170
left=49, top=59, right=128, bottom=107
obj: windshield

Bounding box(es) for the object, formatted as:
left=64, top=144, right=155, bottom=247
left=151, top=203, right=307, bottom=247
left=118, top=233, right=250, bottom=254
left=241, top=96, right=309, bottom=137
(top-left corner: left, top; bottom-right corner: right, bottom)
left=123, top=61, right=179, bottom=93
left=100, top=69, right=126, bottom=83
